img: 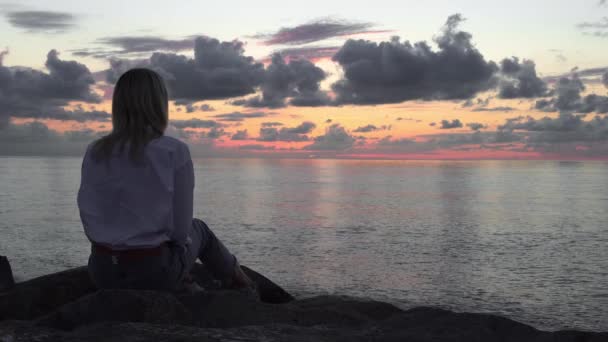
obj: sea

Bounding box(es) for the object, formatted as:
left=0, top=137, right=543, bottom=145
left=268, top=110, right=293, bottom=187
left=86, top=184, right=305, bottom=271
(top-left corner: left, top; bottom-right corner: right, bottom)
left=0, top=156, right=607, bottom=331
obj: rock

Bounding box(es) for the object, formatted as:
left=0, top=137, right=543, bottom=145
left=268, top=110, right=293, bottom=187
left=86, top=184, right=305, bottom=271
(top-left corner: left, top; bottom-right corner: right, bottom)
left=0, top=264, right=606, bottom=342
left=0, top=266, right=95, bottom=320
left=188, top=263, right=294, bottom=304
left=36, top=290, right=192, bottom=330
left=0, top=262, right=292, bottom=321
left=0, top=256, right=15, bottom=292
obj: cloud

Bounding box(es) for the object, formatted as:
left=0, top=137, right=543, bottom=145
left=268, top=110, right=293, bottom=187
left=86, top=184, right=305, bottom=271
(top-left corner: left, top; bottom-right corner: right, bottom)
left=498, top=113, right=608, bottom=146
left=535, top=74, right=608, bottom=113
left=4, top=10, right=75, bottom=32
left=0, top=121, right=106, bottom=155
left=206, top=126, right=227, bottom=139
left=377, top=136, right=416, bottom=146
left=0, top=49, right=103, bottom=126
left=106, top=37, right=265, bottom=102
left=239, top=144, right=275, bottom=150
left=71, top=36, right=196, bottom=59
left=252, top=18, right=390, bottom=45
left=576, top=17, right=608, bottom=29
left=231, top=129, right=248, bottom=140
left=576, top=17, right=608, bottom=37
left=353, top=124, right=379, bottom=133
left=234, top=54, right=330, bottom=108
left=497, top=57, right=548, bottom=98
left=467, top=122, right=487, bottom=131
left=286, top=121, right=316, bottom=134
left=440, top=119, right=464, bottom=129
left=214, top=111, right=269, bottom=122
left=603, top=70, right=608, bottom=87
left=257, top=121, right=315, bottom=141
left=331, top=14, right=498, bottom=104
left=268, top=46, right=340, bottom=62
left=305, top=124, right=355, bottom=150
left=353, top=124, right=391, bottom=132
left=261, top=122, right=283, bottom=127
left=170, top=118, right=221, bottom=129
left=471, top=106, right=515, bottom=112
left=173, top=100, right=215, bottom=113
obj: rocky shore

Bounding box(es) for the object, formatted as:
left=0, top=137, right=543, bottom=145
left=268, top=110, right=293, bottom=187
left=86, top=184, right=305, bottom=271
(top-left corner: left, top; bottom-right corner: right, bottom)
left=0, top=256, right=606, bottom=341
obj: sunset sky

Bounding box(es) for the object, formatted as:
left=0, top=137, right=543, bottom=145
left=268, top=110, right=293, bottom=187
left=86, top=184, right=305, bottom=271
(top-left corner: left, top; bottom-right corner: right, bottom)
left=1, top=0, right=608, bottom=159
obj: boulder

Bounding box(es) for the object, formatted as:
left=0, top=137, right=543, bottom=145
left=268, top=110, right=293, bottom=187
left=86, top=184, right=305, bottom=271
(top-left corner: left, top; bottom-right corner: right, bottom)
left=0, top=256, right=15, bottom=292
left=0, top=263, right=606, bottom=342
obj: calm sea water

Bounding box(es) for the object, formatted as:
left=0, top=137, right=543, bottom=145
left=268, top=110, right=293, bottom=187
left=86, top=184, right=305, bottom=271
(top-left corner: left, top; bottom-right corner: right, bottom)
left=0, top=156, right=607, bottom=331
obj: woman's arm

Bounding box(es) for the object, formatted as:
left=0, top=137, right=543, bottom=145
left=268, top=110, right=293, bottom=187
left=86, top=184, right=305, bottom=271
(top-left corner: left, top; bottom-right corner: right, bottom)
left=170, top=152, right=194, bottom=246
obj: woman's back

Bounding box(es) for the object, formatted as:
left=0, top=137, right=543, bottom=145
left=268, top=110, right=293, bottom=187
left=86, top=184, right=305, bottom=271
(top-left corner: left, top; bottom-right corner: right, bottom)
left=78, top=135, right=193, bottom=250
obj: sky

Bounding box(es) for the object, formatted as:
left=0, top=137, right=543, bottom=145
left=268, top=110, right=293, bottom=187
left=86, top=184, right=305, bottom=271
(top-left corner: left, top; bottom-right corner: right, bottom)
left=1, top=0, right=608, bottom=159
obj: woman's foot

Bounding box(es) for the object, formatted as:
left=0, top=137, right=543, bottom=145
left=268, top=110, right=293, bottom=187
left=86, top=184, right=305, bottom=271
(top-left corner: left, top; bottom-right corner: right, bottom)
left=230, top=259, right=259, bottom=298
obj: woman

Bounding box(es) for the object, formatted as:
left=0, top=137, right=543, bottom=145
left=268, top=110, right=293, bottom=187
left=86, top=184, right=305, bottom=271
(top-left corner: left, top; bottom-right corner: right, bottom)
left=77, top=68, right=253, bottom=292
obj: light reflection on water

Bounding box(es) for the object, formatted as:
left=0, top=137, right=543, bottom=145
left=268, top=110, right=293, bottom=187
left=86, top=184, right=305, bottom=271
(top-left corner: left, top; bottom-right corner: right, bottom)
left=0, top=157, right=607, bottom=331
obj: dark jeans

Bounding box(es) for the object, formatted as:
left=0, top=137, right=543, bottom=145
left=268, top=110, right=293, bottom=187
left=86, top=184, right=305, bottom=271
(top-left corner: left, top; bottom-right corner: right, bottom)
left=88, top=218, right=237, bottom=291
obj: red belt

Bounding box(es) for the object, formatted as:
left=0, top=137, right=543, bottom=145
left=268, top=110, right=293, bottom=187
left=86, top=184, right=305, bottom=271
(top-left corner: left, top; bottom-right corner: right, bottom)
left=92, top=243, right=166, bottom=260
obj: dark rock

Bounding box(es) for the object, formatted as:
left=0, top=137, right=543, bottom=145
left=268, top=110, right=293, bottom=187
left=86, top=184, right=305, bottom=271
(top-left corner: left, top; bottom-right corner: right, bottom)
left=0, top=263, right=292, bottom=322
left=36, top=290, right=192, bottom=330
left=0, top=264, right=606, bottom=342
left=0, top=266, right=96, bottom=320
left=0, top=256, right=15, bottom=292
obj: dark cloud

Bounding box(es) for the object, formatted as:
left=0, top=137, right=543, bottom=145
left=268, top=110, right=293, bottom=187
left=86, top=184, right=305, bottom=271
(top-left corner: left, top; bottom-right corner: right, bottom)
left=440, top=119, right=463, bottom=129
left=239, top=144, right=275, bottom=150
left=331, top=14, right=498, bottom=105
left=253, top=18, right=390, bottom=45
left=71, top=36, right=195, bottom=59
left=268, top=46, right=340, bottom=62
left=199, top=104, right=214, bottom=112
left=497, top=57, right=548, bottom=98
left=471, top=106, right=515, bottom=112
left=257, top=121, right=315, bottom=141
left=543, top=66, right=608, bottom=84
left=214, top=111, right=269, bottom=122
left=171, top=119, right=220, bottom=129
left=305, top=124, right=355, bottom=150
left=234, top=54, right=330, bottom=108
left=429, top=122, right=437, bottom=127
left=173, top=101, right=214, bottom=113
left=353, top=124, right=379, bottom=133
left=353, top=124, right=391, bottom=132
left=0, top=50, right=103, bottom=126
left=106, top=37, right=265, bottom=102
left=231, top=129, right=249, bottom=140
left=100, top=36, right=193, bottom=54
left=467, top=122, right=487, bottom=131
left=377, top=136, right=416, bottom=146
left=0, top=121, right=106, bottom=155
left=535, top=74, right=608, bottom=113
left=286, top=121, right=316, bottom=134
left=261, top=122, right=283, bottom=127
left=603, top=70, right=608, bottom=88
left=4, top=10, right=75, bottom=32
left=206, top=126, right=227, bottom=139
left=498, top=113, right=608, bottom=146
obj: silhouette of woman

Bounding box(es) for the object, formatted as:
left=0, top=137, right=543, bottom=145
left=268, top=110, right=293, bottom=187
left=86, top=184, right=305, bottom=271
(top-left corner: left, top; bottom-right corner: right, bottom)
left=77, top=68, right=253, bottom=291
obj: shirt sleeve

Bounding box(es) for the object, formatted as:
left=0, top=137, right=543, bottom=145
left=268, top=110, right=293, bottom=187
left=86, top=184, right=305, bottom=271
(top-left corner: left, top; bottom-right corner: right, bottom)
left=170, top=148, right=194, bottom=246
